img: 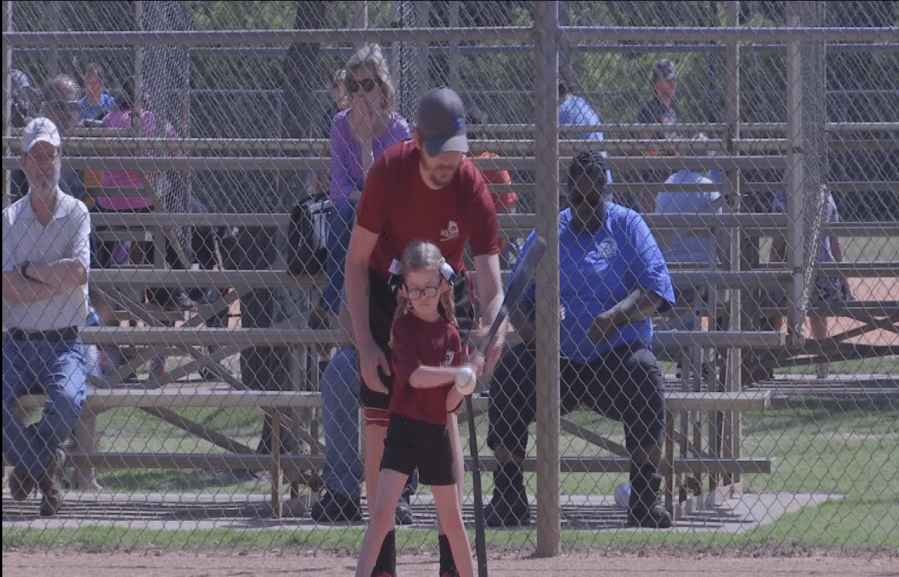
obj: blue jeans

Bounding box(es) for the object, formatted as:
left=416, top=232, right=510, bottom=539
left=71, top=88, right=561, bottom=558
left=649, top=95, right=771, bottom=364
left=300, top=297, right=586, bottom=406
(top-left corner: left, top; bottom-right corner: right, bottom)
left=323, top=199, right=356, bottom=313
left=2, top=337, right=88, bottom=480
left=320, top=347, right=363, bottom=498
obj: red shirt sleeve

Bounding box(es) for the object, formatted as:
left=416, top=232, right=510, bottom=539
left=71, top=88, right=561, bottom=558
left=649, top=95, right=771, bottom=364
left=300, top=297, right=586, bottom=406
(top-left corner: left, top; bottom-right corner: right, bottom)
left=390, top=315, right=419, bottom=389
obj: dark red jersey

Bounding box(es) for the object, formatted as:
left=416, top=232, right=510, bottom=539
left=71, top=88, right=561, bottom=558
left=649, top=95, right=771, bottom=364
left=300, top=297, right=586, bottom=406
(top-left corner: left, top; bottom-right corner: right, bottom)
left=356, top=140, right=500, bottom=279
left=390, top=312, right=463, bottom=426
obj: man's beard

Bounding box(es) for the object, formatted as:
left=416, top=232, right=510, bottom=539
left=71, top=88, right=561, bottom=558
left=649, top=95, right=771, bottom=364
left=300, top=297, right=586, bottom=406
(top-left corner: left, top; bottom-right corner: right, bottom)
left=420, top=155, right=459, bottom=188
left=28, top=168, right=60, bottom=196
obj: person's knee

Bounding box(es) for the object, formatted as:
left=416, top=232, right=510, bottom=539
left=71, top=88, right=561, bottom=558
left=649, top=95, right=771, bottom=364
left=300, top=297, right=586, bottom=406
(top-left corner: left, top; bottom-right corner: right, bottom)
left=489, top=442, right=524, bottom=465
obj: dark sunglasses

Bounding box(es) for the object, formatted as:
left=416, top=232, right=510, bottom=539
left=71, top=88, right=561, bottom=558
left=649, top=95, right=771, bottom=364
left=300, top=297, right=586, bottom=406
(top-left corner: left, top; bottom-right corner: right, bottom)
left=347, top=78, right=378, bottom=94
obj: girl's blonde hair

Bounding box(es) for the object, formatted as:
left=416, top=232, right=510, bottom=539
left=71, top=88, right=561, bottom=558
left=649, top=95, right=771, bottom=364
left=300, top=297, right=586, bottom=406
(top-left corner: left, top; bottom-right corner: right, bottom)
left=392, top=240, right=458, bottom=329
left=345, top=43, right=396, bottom=111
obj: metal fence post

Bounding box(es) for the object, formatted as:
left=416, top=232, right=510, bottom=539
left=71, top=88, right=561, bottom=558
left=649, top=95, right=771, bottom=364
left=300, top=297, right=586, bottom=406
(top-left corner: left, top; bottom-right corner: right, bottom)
left=2, top=0, right=10, bottom=207
left=786, top=1, right=806, bottom=346
left=534, top=0, right=561, bottom=558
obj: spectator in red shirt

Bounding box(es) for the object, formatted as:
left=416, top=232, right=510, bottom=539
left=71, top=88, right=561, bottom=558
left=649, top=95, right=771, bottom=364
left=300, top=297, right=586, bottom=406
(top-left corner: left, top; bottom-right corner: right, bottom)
left=466, top=107, right=517, bottom=259
left=355, top=240, right=482, bottom=577
left=345, top=87, right=505, bottom=577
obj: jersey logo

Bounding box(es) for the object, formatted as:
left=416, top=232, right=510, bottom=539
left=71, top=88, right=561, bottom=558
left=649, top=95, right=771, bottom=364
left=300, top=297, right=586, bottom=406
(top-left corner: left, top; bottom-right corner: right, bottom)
left=594, top=238, right=617, bottom=259
left=440, top=220, right=459, bottom=242
left=442, top=350, right=455, bottom=367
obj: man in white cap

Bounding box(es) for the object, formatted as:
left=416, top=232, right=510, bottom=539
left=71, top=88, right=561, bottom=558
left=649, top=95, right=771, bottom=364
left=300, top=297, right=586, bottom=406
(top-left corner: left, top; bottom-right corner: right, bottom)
left=344, top=87, right=506, bottom=577
left=2, top=117, right=91, bottom=517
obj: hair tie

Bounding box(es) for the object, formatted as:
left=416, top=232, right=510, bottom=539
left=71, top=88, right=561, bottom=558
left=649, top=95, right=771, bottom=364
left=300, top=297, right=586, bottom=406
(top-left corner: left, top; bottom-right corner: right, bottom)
left=440, top=261, right=455, bottom=285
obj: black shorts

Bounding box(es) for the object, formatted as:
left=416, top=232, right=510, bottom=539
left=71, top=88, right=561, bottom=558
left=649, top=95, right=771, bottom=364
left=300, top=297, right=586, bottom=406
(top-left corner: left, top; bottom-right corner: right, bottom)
left=359, top=267, right=474, bottom=411
left=380, top=414, right=455, bottom=486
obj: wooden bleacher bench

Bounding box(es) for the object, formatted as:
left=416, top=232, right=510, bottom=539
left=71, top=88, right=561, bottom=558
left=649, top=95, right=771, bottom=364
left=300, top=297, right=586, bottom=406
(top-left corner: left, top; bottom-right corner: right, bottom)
left=12, top=387, right=772, bottom=520
left=12, top=388, right=322, bottom=518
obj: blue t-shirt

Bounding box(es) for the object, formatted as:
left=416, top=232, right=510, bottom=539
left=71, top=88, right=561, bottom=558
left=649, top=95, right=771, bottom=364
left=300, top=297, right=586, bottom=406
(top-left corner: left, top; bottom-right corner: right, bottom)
left=558, top=95, right=612, bottom=185
left=515, top=203, right=674, bottom=362
left=654, top=169, right=721, bottom=265
left=78, top=92, right=117, bottom=121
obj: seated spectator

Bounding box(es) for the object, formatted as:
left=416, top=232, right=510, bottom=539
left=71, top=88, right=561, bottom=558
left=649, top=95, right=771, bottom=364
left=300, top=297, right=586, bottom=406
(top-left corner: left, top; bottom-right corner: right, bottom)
left=312, top=43, right=413, bottom=526
left=12, top=75, right=86, bottom=204
left=653, top=135, right=725, bottom=332
left=3, top=117, right=91, bottom=517
left=466, top=107, right=518, bottom=262
left=10, top=68, right=41, bottom=129
left=485, top=150, right=675, bottom=530
left=78, top=62, right=117, bottom=123
left=100, top=80, right=196, bottom=313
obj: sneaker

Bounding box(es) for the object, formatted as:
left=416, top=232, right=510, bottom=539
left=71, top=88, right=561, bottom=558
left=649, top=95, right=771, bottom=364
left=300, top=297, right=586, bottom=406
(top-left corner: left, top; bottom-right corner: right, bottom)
left=38, top=449, right=66, bottom=517
left=9, top=466, right=36, bottom=501
left=484, top=493, right=531, bottom=528
left=165, top=290, right=198, bottom=312
left=149, top=357, right=167, bottom=379
left=395, top=494, right=415, bottom=525
left=197, top=288, right=222, bottom=306
left=627, top=499, right=673, bottom=529
left=310, top=490, right=362, bottom=523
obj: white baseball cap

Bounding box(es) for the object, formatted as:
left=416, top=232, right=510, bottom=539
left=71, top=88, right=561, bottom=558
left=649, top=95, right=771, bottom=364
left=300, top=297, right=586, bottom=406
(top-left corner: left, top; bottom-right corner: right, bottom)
left=22, top=117, right=61, bottom=155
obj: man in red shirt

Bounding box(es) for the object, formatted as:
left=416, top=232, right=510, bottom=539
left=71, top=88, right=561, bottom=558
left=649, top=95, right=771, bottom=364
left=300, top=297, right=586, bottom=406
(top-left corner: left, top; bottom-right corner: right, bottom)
left=345, top=87, right=505, bottom=577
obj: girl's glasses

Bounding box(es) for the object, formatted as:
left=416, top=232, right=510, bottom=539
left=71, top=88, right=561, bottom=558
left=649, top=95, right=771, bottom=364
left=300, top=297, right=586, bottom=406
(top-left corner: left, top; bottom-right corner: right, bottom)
left=347, top=78, right=378, bottom=94
left=405, top=286, right=440, bottom=299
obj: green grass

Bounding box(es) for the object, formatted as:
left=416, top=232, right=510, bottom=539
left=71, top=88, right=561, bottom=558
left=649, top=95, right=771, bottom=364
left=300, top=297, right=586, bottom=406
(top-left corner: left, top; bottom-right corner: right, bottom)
left=6, top=399, right=898, bottom=551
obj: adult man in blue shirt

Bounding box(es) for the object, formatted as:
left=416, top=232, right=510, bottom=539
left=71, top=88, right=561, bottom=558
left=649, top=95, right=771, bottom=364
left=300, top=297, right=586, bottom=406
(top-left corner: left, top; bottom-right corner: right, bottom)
left=485, top=150, right=675, bottom=529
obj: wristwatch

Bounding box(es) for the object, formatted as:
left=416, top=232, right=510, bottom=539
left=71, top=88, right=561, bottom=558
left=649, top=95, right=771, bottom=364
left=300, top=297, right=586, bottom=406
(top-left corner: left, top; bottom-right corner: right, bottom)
left=20, top=261, right=31, bottom=279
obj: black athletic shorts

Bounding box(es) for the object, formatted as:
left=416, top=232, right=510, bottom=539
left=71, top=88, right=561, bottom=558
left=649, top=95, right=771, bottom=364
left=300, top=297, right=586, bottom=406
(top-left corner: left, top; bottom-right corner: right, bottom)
left=359, top=267, right=474, bottom=411
left=380, top=414, right=455, bottom=486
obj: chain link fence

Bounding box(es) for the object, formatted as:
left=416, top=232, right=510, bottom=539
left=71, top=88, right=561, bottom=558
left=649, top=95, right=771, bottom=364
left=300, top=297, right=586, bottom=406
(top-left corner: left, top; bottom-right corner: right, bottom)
left=3, top=0, right=897, bottom=558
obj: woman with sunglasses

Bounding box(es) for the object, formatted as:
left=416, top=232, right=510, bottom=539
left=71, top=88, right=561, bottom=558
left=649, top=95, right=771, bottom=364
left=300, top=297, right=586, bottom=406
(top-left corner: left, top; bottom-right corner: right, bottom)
left=324, top=43, right=410, bottom=321
left=312, top=44, right=413, bottom=531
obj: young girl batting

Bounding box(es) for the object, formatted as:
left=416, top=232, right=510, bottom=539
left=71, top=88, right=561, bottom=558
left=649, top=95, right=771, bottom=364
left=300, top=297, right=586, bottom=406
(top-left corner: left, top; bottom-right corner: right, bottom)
left=355, top=240, right=483, bottom=577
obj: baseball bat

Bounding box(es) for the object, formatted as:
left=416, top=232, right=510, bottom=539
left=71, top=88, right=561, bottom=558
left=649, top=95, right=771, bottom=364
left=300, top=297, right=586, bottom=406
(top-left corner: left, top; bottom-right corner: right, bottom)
left=465, top=234, right=547, bottom=577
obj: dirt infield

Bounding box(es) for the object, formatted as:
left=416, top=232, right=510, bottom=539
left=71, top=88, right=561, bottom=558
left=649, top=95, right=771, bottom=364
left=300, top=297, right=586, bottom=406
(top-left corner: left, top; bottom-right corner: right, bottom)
left=832, top=278, right=898, bottom=347
left=3, top=547, right=897, bottom=577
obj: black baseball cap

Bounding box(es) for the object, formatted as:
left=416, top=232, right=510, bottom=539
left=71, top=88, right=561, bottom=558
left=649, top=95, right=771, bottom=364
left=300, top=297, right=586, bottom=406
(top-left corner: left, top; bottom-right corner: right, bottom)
left=417, top=87, right=468, bottom=156
left=652, top=58, right=678, bottom=81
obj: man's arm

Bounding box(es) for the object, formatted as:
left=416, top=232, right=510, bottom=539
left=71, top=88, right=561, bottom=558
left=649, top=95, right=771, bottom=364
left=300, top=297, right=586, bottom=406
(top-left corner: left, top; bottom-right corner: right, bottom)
left=344, top=222, right=390, bottom=392
left=2, top=270, right=60, bottom=303
left=472, top=252, right=505, bottom=371
left=21, top=259, right=87, bottom=291
left=589, top=288, right=667, bottom=343
left=26, top=207, right=91, bottom=291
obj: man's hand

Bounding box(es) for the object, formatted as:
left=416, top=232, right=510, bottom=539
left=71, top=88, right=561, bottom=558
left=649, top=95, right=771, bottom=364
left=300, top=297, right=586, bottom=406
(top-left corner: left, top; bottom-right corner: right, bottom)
left=358, top=340, right=390, bottom=395
left=469, top=319, right=505, bottom=374
left=589, top=313, right=617, bottom=344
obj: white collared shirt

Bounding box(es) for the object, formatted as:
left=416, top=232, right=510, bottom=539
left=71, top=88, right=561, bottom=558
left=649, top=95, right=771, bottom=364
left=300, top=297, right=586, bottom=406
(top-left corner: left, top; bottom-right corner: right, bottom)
left=2, top=187, right=91, bottom=331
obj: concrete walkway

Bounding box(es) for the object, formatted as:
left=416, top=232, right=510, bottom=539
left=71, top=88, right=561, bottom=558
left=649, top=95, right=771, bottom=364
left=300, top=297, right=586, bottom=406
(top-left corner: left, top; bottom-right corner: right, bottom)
left=2, top=490, right=836, bottom=534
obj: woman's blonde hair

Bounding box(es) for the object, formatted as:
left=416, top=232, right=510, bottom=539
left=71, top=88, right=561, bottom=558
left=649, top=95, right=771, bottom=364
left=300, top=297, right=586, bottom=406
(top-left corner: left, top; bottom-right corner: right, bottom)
left=345, top=43, right=396, bottom=111
left=332, top=68, right=348, bottom=90
left=392, top=240, right=458, bottom=329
